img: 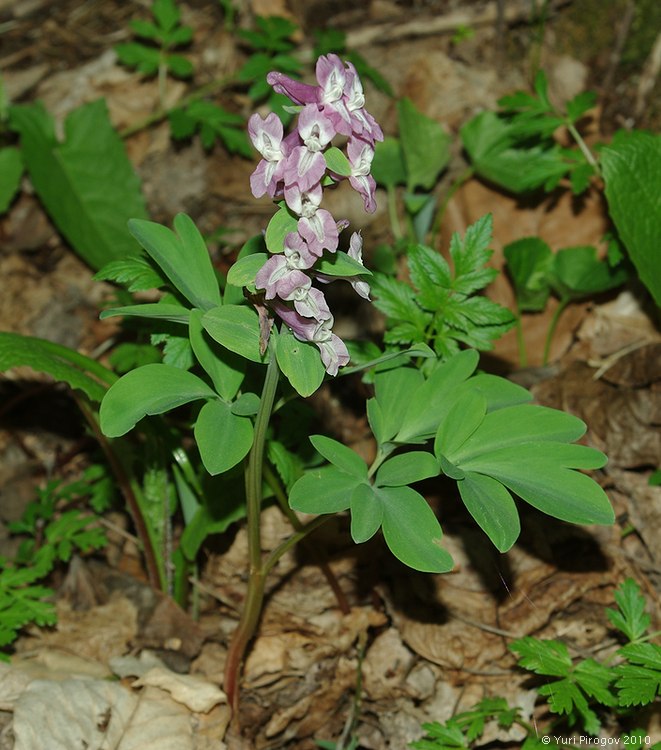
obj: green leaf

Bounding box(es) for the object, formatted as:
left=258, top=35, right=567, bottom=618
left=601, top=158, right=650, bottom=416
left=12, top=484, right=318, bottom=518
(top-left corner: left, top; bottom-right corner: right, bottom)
left=602, top=131, right=661, bottom=305
left=0, top=332, right=111, bottom=402
left=310, top=435, right=367, bottom=478
left=189, top=308, right=245, bottom=400
left=226, top=253, right=268, bottom=289
left=100, top=364, right=215, bottom=437
left=129, top=19, right=160, bottom=40
left=397, top=98, right=451, bottom=191
left=461, top=111, right=568, bottom=193
left=511, top=636, right=572, bottom=677
left=202, top=304, right=267, bottom=363
left=0, top=147, right=23, bottom=212
left=313, top=250, right=372, bottom=278
left=275, top=326, right=325, bottom=396
left=94, top=255, right=165, bottom=292
left=458, top=472, right=520, bottom=552
left=324, top=146, right=352, bottom=176
left=230, top=392, right=260, bottom=416
left=100, top=302, right=191, bottom=324
left=371, top=137, right=406, bottom=188
left=434, top=389, right=487, bottom=458
left=549, top=245, right=628, bottom=299
left=114, top=43, right=161, bottom=74
left=607, top=578, right=651, bottom=643
left=9, top=100, right=148, bottom=270
left=194, top=399, right=253, bottom=475
left=350, top=483, right=383, bottom=543
left=396, top=350, right=480, bottom=443
left=616, top=644, right=661, bottom=706
left=265, top=205, right=298, bottom=253
left=380, top=485, right=453, bottom=572
left=504, top=237, right=554, bottom=311
left=374, top=366, right=425, bottom=442
left=407, top=244, right=452, bottom=310
left=375, top=452, right=439, bottom=487
left=467, top=373, right=532, bottom=410
left=289, top=467, right=362, bottom=514
left=152, top=0, right=180, bottom=33
left=128, top=213, right=221, bottom=311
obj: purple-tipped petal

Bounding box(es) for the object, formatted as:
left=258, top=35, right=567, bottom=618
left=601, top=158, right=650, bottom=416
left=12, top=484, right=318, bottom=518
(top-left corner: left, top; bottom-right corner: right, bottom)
left=298, top=104, right=336, bottom=151
left=248, top=112, right=284, bottom=159
left=293, top=287, right=332, bottom=320
left=267, top=71, right=319, bottom=105
left=284, top=232, right=317, bottom=269
left=347, top=231, right=371, bottom=299
left=318, top=334, right=350, bottom=376
left=250, top=158, right=284, bottom=199
left=284, top=183, right=322, bottom=217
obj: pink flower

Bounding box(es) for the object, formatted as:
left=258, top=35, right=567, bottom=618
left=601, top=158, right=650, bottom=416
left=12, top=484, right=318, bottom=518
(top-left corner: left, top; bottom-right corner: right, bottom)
left=248, top=113, right=286, bottom=198
left=347, top=232, right=371, bottom=300
left=347, top=137, right=377, bottom=213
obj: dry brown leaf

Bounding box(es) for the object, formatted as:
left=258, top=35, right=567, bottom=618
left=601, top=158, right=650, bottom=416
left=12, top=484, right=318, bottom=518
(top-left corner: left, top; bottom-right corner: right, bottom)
left=133, top=667, right=226, bottom=713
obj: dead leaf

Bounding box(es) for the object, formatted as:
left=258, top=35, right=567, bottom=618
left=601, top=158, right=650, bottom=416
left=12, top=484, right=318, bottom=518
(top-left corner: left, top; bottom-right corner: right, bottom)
left=133, top=667, right=226, bottom=713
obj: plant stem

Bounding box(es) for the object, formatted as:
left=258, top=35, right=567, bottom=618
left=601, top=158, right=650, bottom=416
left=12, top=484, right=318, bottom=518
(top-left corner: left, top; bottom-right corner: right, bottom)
left=542, top=297, right=569, bottom=365
left=264, top=463, right=350, bottom=614
left=566, top=121, right=602, bottom=176
left=224, top=351, right=280, bottom=717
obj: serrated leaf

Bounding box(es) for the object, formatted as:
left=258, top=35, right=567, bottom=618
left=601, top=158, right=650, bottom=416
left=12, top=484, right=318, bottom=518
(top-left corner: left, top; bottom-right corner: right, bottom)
left=0, top=332, right=111, bottom=402
left=152, top=0, right=180, bottom=32
left=166, top=53, right=194, bottom=78
left=194, top=399, right=253, bottom=475
left=128, top=214, right=221, bottom=311
left=511, top=637, right=572, bottom=677
left=115, top=42, right=161, bottom=74
left=9, top=100, right=147, bottom=270
left=94, top=255, right=165, bottom=292
left=310, top=435, right=367, bottom=478
left=407, top=244, right=452, bottom=310
left=100, top=364, right=215, bottom=437
left=602, top=131, right=661, bottom=305
left=606, top=578, right=651, bottom=642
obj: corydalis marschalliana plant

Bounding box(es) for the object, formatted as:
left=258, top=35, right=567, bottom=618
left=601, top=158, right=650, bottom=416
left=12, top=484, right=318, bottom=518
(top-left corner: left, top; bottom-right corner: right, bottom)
left=249, top=53, right=383, bottom=375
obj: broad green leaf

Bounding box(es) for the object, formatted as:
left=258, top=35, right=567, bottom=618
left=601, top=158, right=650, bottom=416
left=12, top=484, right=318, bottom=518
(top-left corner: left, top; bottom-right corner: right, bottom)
left=313, top=251, right=372, bottom=278
left=375, top=452, right=439, bottom=487
left=448, top=404, right=587, bottom=464
left=289, top=467, right=362, bottom=514
left=114, top=42, right=160, bottom=75
left=265, top=205, right=298, bottom=253
left=224, top=234, right=266, bottom=304
left=397, top=98, right=451, bottom=191
left=128, top=214, right=221, bottom=310
left=310, top=435, right=367, bottom=478
left=434, top=389, right=486, bottom=458
left=350, top=483, right=383, bottom=543
left=189, top=308, right=245, bottom=400
left=0, top=332, right=111, bottom=402
left=230, top=392, right=260, bottom=416
left=461, top=111, right=568, bottom=193
left=202, top=304, right=267, bottom=363
left=374, top=366, right=425, bottom=441
left=366, top=398, right=385, bottom=445
left=549, top=245, right=628, bottom=299
left=602, top=131, right=661, bottom=306
left=100, top=364, right=215, bottom=437
left=275, top=326, right=325, bottom=396
left=396, top=350, right=479, bottom=442
left=371, top=137, right=406, bottom=188
left=194, top=399, right=253, bottom=475
left=226, top=253, right=268, bottom=288
left=152, top=0, right=180, bottom=32
left=465, top=373, right=532, bottom=410
left=504, top=237, right=553, bottom=311
left=458, top=472, right=520, bottom=552
left=460, top=443, right=613, bottom=525
left=380, top=485, right=453, bottom=572
left=99, top=303, right=190, bottom=324
left=0, top=147, right=23, bottom=212
left=9, top=100, right=147, bottom=270
left=166, top=53, right=194, bottom=78
left=324, top=146, right=352, bottom=176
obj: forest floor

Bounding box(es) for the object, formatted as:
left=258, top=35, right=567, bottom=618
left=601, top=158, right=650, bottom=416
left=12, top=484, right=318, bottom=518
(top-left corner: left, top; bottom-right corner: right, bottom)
left=0, top=0, right=660, bottom=748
